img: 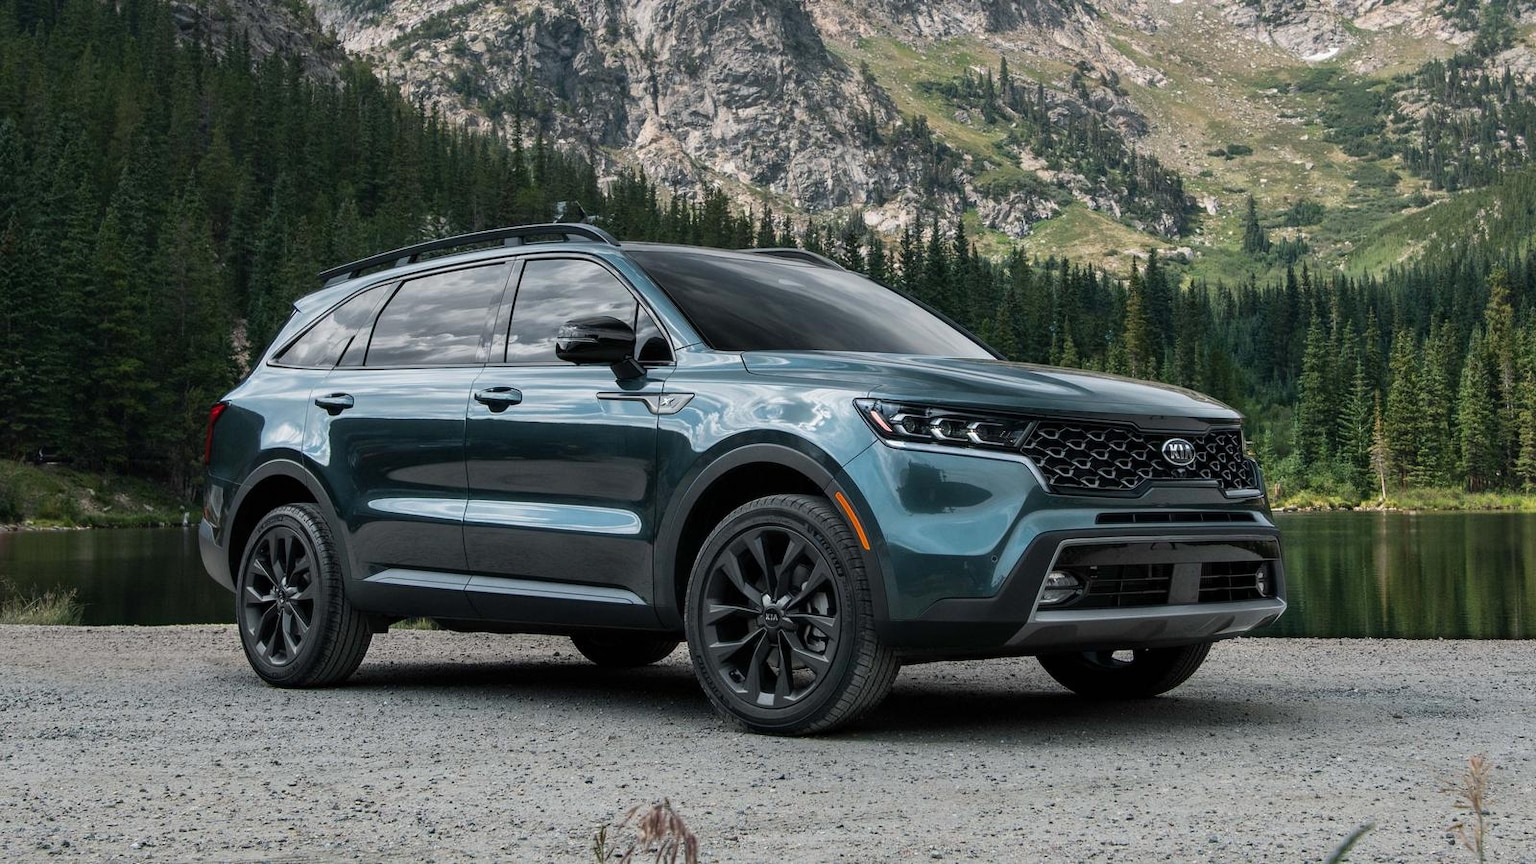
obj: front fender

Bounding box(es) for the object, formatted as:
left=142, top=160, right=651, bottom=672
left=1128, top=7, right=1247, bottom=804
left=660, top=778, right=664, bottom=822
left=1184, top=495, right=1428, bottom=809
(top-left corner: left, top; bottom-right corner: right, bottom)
left=651, top=435, right=890, bottom=630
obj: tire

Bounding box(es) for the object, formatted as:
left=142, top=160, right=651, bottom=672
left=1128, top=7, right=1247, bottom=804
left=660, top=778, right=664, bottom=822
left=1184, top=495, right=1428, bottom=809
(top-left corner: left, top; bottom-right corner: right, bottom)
left=1037, top=642, right=1213, bottom=699
left=234, top=503, right=371, bottom=687
left=571, top=632, right=680, bottom=667
left=685, top=494, right=899, bottom=736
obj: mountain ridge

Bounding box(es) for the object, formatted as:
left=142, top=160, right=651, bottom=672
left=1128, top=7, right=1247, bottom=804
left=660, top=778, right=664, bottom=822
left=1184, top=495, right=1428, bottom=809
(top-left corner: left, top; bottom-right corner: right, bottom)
left=228, top=0, right=1536, bottom=277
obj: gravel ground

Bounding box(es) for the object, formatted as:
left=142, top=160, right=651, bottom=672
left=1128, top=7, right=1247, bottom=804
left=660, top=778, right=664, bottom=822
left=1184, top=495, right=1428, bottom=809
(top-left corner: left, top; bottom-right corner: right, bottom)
left=1, top=626, right=1533, bottom=863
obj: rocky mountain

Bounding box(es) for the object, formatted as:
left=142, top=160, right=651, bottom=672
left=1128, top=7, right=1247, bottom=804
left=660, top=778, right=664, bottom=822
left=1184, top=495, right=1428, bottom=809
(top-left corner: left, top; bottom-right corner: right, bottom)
left=298, top=0, right=1536, bottom=274
left=170, top=0, right=347, bottom=81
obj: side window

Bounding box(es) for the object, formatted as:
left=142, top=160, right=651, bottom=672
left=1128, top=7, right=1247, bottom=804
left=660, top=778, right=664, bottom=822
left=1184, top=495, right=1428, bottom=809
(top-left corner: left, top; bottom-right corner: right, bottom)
left=505, top=259, right=665, bottom=364
left=274, top=283, right=390, bottom=368
left=365, top=264, right=508, bottom=367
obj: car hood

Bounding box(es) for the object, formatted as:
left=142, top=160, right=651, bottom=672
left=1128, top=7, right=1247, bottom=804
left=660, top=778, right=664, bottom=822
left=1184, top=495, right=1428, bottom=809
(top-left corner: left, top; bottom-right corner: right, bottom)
left=740, top=352, right=1242, bottom=422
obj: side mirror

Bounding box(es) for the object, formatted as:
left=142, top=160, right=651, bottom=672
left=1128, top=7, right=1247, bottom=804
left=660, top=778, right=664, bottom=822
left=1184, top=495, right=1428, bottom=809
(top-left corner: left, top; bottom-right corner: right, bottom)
left=555, top=315, right=637, bottom=366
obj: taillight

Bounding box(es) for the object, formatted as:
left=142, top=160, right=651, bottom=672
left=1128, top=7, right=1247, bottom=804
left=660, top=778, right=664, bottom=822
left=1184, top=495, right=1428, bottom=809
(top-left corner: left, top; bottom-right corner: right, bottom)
left=204, top=402, right=229, bottom=465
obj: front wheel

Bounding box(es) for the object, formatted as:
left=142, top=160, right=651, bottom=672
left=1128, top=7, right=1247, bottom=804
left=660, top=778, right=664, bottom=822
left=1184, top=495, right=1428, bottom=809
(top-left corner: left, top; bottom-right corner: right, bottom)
left=1037, top=642, right=1212, bottom=699
left=685, top=494, right=899, bottom=736
left=235, top=503, right=371, bottom=687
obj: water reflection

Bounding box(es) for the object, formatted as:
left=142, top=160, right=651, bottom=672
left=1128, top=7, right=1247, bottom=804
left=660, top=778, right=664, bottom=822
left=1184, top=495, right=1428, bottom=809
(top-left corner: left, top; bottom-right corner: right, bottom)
left=1, top=513, right=1532, bottom=635
left=0, top=528, right=231, bottom=626
left=1265, top=512, right=1534, bottom=638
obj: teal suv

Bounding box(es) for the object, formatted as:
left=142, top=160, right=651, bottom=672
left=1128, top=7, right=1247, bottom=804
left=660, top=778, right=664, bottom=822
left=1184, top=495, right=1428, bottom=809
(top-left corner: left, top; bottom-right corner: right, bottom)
left=200, top=224, right=1284, bottom=735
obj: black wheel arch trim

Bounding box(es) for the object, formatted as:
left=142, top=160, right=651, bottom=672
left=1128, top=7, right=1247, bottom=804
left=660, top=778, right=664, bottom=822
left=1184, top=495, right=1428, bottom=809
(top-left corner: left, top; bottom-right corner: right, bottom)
left=224, top=455, right=352, bottom=584
left=652, top=439, right=889, bottom=630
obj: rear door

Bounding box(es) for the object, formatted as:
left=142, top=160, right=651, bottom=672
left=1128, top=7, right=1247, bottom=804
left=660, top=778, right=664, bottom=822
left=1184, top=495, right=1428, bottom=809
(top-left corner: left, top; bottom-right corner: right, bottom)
left=304, top=262, right=511, bottom=617
left=463, top=255, right=671, bottom=625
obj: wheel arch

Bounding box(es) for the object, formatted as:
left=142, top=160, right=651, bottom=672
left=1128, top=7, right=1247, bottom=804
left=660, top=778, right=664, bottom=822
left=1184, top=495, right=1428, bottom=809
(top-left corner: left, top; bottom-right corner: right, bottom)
left=225, top=458, right=345, bottom=584
left=653, top=440, right=887, bottom=630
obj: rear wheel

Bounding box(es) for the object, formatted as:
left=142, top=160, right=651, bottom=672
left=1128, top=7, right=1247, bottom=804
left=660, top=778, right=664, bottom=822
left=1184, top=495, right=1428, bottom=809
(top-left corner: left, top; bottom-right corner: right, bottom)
left=235, top=503, right=371, bottom=687
left=685, top=494, right=898, bottom=735
left=571, top=632, right=680, bottom=667
left=1037, top=642, right=1212, bottom=699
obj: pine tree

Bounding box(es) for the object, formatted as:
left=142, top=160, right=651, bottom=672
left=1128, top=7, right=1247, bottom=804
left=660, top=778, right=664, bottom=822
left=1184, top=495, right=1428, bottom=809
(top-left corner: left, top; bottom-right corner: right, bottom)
left=1121, top=259, right=1154, bottom=378
left=1460, top=330, right=1503, bottom=490
left=87, top=194, right=155, bottom=471
left=1514, top=373, right=1536, bottom=488
left=1240, top=195, right=1270, bottom=256
left=1370, top=393, right=1390, bottom=502
left=1338, top=356, right=1374, bottom=493
left=1383, top=333, right=1420, bottom=487
left=989, top=289, right=1020, bottom=360
left=155, top=182, right=233, bottom=494
left=1484, top=266, right=1518, bottom=466
left=1410, top=326, right=1455, bottom=486
left=1294, top=319, right=1333, bottom=466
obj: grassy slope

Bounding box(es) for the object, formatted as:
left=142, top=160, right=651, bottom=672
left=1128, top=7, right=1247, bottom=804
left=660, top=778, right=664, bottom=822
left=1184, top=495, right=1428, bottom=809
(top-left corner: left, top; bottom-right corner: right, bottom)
left=820, top=3, right=1478, bottom=285
left=1101, top=3, right=1453, bottom=285
left=0, top=462, right=192, bottom=528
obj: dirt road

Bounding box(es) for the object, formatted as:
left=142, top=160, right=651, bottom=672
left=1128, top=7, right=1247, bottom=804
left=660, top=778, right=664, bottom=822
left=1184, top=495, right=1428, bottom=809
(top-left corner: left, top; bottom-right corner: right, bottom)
left=2, top=626, right=1532, bottom=862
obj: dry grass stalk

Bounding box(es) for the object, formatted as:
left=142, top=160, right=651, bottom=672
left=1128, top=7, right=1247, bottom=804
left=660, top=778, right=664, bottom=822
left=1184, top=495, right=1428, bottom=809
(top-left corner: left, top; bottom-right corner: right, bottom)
left=592, top=799, right=699, bottom=864
left=1444, top=753, right=1494, bottom=862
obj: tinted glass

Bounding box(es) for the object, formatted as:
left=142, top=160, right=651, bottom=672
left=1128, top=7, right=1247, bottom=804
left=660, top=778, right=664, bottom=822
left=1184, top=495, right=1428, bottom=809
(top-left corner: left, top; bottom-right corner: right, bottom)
left=628, top=249, right=992, bottom=356
left=275, top=284, right=390, bottom=368
left=506, top=259, right=658, bottom=364
left=366, top=265, right=507, bottom=366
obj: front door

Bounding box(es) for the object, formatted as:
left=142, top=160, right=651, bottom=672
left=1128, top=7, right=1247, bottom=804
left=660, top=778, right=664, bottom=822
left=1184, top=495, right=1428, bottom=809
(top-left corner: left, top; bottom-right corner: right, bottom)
left=463, top=256, right=669, bottom=624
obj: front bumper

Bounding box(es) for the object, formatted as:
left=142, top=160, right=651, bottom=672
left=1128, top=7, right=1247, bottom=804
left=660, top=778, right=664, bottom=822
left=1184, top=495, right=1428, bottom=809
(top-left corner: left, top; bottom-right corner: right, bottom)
left=838, top=442, right=1285, bottom=658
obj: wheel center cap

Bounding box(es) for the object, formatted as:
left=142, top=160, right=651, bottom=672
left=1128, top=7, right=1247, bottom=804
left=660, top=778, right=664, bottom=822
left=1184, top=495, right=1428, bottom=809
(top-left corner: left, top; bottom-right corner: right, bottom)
left=762, top=606, right=784, bottom=630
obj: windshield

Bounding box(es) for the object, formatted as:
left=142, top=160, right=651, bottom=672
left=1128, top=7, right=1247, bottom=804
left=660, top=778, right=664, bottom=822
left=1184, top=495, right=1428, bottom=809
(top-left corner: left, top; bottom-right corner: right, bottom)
left=627, top=248, right=994, bottom=357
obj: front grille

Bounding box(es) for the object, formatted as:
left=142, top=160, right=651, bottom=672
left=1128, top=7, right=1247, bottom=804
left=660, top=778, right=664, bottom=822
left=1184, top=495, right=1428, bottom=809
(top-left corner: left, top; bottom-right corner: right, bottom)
left=1199, top=561, right=1266, bottom=603
left=1072, top=564, right=1173, bottom=609
left=1021, top=421, right=1256, bottom=493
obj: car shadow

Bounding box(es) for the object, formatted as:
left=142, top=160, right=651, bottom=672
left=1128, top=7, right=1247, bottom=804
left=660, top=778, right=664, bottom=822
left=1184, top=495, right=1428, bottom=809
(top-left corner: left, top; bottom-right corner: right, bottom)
left=852, top=685, right=1290, bottom=740
left=331, top=655, right=1290, bottom=742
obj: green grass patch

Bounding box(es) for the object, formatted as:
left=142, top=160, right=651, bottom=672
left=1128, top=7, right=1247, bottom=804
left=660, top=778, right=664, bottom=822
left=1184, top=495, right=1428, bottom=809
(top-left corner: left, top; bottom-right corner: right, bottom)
left=393, top=617, right=440, bottom=630
left=1018, top=205, right=1165, bottom=273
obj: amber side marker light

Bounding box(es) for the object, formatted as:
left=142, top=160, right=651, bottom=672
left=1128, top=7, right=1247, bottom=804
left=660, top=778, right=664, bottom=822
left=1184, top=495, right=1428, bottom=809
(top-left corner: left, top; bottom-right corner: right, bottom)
left=833, top=491, right=871, bottom=551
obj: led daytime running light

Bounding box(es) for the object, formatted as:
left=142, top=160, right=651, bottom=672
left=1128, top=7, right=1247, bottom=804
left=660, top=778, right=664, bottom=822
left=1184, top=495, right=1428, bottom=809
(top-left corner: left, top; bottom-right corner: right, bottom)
left=855, top=399, right=1032, bottom=452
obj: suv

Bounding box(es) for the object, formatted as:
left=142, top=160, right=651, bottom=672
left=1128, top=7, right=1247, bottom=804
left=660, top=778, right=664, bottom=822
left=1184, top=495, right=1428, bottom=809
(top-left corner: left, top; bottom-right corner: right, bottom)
left=200, top=223, right=1284, bottom=735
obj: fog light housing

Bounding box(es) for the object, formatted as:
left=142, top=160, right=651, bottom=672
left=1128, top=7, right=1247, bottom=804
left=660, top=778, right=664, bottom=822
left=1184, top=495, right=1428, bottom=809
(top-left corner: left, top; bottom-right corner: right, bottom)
left=1039, top=570, right=1083, bottom=606
left=1255, top=565, right=1271, bottom=598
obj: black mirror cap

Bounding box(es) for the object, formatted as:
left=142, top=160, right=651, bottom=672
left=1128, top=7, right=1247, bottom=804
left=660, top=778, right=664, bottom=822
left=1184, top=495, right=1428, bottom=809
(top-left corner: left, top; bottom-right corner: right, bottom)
left=555, top=315, right=637, bottom=365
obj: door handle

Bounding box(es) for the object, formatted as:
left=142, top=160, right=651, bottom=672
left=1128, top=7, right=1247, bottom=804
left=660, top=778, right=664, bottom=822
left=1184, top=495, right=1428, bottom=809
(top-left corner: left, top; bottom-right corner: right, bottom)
left=474, top=387, right=523, bottom=412
left=314, top=393, right=354, bottom=415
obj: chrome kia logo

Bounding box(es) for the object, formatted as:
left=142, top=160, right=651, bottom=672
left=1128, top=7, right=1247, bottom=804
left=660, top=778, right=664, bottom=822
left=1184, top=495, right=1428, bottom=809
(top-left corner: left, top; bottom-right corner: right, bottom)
left=1162, top=438, right=1196, bottom=467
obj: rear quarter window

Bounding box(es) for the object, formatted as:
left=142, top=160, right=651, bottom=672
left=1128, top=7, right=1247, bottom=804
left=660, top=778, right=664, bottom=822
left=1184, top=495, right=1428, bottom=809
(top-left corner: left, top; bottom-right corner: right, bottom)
left=274, top=284, right=391, bottom=368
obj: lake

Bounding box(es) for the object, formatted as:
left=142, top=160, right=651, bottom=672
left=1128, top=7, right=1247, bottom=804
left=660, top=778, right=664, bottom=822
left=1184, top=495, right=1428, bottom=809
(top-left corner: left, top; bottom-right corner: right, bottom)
left=0, top=512, right=1532, bottom=637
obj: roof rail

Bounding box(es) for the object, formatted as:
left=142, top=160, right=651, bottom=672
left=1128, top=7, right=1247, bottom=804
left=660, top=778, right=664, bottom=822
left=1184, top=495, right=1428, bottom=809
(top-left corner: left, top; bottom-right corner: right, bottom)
left=742, top=247, right=846, bottom=270
left=318, top=223, right=620, bottom=286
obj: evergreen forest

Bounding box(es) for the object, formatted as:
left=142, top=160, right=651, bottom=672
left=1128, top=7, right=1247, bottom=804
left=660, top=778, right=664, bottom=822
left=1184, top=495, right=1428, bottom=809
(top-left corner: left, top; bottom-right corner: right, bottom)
left=5, top=0, right=1536, bottom=506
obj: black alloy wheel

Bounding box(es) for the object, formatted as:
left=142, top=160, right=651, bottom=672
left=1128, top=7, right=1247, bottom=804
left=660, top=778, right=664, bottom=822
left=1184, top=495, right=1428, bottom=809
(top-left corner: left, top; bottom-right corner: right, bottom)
left=235, top=503, right=371, bottom=687
left=1037, top=641, right=1213, bottom=699
left=686, top=494, right=898, bottom=735
left=241, top=523, right=315, bottom=667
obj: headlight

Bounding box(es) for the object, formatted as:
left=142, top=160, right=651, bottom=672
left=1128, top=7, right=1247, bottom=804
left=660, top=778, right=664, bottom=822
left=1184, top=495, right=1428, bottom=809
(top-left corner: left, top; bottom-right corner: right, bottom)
left=855, top=399, right=1033, bottom=452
